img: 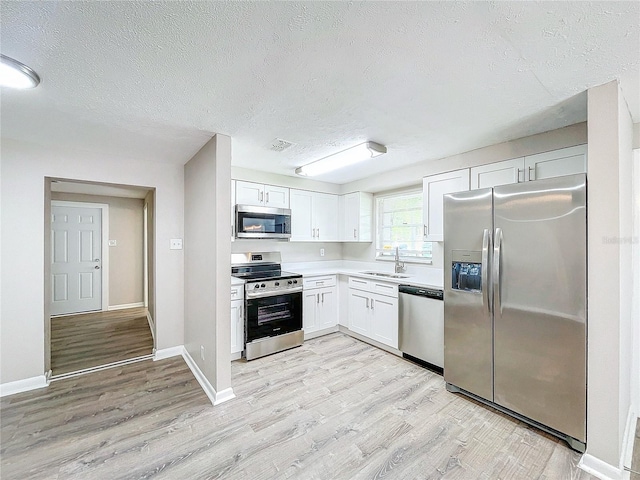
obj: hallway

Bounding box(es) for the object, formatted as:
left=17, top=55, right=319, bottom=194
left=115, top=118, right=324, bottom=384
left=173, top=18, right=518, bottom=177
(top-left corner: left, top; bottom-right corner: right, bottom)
left=51, top=307, right=153, bottom=376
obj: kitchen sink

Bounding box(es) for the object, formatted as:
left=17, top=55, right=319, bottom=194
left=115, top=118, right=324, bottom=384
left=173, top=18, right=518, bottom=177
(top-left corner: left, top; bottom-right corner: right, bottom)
left=360, top=271, right=410, bottom=279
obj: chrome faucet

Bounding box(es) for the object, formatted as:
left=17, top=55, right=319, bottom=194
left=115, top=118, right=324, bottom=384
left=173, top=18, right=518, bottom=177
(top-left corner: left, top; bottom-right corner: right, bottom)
left=394, top=247, right=405, bottom=273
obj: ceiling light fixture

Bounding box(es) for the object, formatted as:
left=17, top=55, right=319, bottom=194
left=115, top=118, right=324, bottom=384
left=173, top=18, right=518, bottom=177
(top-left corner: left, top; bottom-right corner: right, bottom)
left=295, top=141, right=387, bottom=177
left=0, top=54, right=40, bottom=89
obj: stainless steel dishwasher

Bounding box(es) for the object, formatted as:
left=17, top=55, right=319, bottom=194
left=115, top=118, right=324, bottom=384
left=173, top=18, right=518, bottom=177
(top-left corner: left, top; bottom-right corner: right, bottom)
left=398, top=285, right=444, bottom=373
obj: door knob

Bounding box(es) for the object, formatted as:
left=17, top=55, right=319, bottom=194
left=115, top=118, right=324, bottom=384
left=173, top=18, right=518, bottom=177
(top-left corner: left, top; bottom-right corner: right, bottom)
left=94, top=266, right=100, bottom=270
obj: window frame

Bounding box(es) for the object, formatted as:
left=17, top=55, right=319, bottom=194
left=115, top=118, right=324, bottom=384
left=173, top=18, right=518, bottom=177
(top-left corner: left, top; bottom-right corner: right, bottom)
left=374, top=188, right=432, bottom=264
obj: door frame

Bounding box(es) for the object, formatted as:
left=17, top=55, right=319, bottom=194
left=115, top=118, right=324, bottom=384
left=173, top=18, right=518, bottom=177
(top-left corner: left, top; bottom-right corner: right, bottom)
left=51, top=200, right=110, bottom=313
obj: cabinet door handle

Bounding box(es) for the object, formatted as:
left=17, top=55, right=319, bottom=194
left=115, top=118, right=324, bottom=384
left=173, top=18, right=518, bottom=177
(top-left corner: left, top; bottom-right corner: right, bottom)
left=517, top=168, right=524, bottom=183
left=317, top=228, right=320, bottom=238
left=260, top=191, right=264, bottom=203
left=231, top=288, right=238, bottom=295
left=353, top=228, right=357, bottom=239
left=316, top=281, right=324, bottom=286
left=266, top=192, right=269, bottom=204
left=371, top=298, right=374, bottom=310
left=321, top=292, right=325, bottom=303
left=366, top=297, right=370, bottom=309
left=423, top=225, right=428, bottom=238
left=528, top=166, right=535, bottom=181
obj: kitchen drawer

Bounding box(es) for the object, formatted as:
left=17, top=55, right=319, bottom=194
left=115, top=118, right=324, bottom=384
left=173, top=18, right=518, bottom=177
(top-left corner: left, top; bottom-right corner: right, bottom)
left=303, top=275, right=336, bottom=290
left=348, top=277, right=371, bottom=291
left=231, top=284, right=244, bottom=300
left=348, top=277, right=397, bottom=298
left=372, top=281, right=397, bottom=298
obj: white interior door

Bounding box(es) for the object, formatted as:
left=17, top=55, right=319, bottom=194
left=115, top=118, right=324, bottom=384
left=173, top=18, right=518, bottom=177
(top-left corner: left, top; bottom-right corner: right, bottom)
left=51, top=205, right=103, bottom=315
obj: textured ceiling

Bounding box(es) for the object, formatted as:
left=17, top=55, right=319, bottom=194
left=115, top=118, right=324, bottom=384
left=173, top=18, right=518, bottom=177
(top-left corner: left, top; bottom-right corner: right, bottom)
left=1, top=1, right=638, bottom=184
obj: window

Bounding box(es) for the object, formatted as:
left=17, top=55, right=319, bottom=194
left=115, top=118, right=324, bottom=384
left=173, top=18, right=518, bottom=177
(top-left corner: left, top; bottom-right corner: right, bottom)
left=376, top=189, right=432, bottom=261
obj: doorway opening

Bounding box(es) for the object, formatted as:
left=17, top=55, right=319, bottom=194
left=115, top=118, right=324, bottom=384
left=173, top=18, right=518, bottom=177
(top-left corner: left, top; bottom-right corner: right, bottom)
left=44, top=178, right=156, bottom=379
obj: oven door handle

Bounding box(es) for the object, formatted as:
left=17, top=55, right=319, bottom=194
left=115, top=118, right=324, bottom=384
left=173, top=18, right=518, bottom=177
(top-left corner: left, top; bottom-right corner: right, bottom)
left=245, top=286, right=303, bottom=299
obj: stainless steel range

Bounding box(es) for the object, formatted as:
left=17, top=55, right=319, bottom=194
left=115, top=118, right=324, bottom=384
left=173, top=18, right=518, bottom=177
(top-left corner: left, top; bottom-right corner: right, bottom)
left=231, top=252, right=303, bottom=360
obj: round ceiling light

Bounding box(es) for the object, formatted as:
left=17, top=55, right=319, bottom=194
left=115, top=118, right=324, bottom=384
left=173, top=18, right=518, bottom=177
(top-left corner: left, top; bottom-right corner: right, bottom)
left=0, top=54, right=40, bottom=89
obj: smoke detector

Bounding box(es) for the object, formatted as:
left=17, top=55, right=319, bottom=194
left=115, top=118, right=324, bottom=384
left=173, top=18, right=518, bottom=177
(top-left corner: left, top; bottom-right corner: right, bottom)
left=268, top=138, right=295, bottom=152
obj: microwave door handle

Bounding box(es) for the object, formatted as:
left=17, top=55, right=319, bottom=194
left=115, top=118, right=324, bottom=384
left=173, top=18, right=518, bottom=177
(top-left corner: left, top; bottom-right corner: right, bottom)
left=493, top=228, right=503, bottom=316
left=481, top=228, right=491, bottom=314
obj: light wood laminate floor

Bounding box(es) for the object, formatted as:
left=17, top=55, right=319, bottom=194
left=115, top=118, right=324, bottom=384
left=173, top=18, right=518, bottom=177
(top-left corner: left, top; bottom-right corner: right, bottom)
left=51, top=307, right=153, bottom=376
left=2, top=333, right=594, bottom=479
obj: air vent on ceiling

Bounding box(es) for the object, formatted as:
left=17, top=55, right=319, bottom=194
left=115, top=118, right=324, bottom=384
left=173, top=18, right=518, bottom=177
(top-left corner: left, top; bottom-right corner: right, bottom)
left=268, top=138, right=295, bottom=152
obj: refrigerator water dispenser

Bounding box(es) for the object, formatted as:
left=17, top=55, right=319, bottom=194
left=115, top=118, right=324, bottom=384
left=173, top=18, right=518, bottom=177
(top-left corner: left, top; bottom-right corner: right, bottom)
left=451, top=250, right=482, bottom=293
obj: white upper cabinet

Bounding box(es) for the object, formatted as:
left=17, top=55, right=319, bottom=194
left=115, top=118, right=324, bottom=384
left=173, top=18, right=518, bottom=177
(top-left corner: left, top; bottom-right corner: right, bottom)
left=235, top=181, right=289, bottom=208
left=290, top=190, right=314, bottom=241
left=422, top=169, right=470, bottom=242
left=339, top=192, right=373, bottom=242
left=524, top=144, right=587, bottom=181
left=264, top=185, right=289, bottom=208
left=468, top=145, right=587, bottom=191
left=290, top=189, right=339, bottom=242
left=231, top=180, right=236, bottom=241
left=470, top=157, right=525, bottom=190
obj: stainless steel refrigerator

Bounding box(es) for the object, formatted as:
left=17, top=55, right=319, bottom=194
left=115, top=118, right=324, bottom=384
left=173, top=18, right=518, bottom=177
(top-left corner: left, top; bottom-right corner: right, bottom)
left=443, top=173, right=586, bottom=452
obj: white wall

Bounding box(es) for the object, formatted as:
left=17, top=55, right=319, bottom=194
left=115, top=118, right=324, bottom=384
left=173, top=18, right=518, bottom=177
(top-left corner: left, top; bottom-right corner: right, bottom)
left=231, top=240, right=342, bottom=263
left=585, top=80, right=634, bottom=472
left=0, top=138, right=185, bottom=384
left=184, top=134, right=232, bottom=394
left=632, top=148, right=640, bottom=417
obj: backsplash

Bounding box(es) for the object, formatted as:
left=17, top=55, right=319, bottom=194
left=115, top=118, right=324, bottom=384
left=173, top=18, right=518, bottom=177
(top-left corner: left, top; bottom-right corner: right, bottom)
left=231, top=240, right=342, bottom=263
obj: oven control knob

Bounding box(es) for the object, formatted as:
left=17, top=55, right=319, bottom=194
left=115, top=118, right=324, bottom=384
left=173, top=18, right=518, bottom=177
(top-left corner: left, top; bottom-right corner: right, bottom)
left=261, top=283, right=266, bottom=288
left=288, top=280, right=293, bottom=285
left=254, top=284, right=260, bottom=289
left=275, top=282, right=279, bottom=286
left=293, top=280, right=298, bottom=284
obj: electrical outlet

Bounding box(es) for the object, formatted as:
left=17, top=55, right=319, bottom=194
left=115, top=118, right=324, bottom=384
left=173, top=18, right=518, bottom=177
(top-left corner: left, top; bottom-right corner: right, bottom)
left=200, top=345, right=205, bottom=361
left=108, top=240, right=117, bottom=247
left=320, top=248, right=325, bottom=257
left=170, top=238, right=183, bottom=250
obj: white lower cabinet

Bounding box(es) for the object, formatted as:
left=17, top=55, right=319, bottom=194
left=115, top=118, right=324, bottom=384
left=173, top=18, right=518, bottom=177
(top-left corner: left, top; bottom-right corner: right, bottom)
left=231, top=284, right=244, bottom=356
left=370, top=294, right=398, bottom=347
left=303, top=275, right=338, bottom=338
left=347, top=277, right=399, bottom=349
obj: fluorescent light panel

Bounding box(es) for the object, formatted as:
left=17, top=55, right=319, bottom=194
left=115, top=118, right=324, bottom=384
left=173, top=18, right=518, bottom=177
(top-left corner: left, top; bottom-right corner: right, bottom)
left=295, top=141, right=387, bottom=176
left=0, top=54, right=40, bottom=89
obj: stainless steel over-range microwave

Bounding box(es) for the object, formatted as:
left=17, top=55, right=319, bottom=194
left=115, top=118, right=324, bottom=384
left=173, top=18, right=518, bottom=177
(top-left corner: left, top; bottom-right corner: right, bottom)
left=234, top=205, right=292, bottom=239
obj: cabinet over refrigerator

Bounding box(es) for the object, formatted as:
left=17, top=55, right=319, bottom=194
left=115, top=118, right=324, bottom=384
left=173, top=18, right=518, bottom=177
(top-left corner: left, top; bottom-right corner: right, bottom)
left=443, top=173, right=587, bottom=452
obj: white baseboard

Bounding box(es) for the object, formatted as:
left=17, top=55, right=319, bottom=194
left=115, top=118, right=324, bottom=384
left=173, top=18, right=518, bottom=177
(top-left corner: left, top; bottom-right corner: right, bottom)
left=108, top=302, right=145, bottom=311
left=231, top=351, right=243, bottom=361
left=182, top=348, right=235, bottom=406
left=579, top=453, right=624, bottom=480
left=303, top=326, right=339, bottom=341
left=213, top=387, right=236, bottom=405
left=154, top=345, right=184, bottom=361
left=146, top=312, right=155, bottom=342
left=0, top=375, right=49, bottom=397
left=622, top=407, right=637, bottom=479
left=337, top=325, right=403, bottom=357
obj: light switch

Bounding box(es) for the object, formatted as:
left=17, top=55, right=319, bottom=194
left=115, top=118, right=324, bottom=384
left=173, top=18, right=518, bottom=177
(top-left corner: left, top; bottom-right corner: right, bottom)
left=108, top=240, right=117, bottom=247
left=170, top=238, right=183, bottom=250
